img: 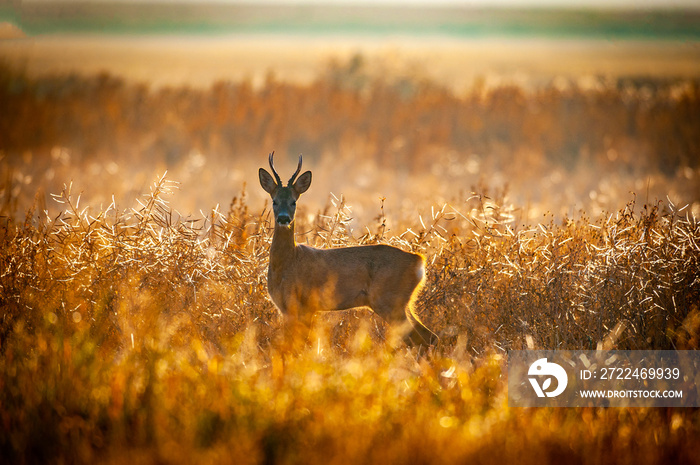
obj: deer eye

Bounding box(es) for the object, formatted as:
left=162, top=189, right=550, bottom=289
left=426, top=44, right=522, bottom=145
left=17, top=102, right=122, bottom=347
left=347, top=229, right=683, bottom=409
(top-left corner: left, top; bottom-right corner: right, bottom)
left=272, top=200, right=278, bottom=206
left=291, top=201, right=296, bottom=206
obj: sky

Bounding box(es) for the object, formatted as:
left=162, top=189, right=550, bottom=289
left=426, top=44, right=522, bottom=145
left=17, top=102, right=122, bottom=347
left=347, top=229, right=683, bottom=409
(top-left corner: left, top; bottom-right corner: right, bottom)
left=19, top=0, right=700, bottom=7
left=229, top=0, right=700, bottom=5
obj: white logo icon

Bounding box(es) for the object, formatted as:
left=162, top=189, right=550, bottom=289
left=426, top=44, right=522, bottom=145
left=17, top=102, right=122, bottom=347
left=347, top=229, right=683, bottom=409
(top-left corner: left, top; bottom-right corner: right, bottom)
left=528, top=358, right=568, bottom=397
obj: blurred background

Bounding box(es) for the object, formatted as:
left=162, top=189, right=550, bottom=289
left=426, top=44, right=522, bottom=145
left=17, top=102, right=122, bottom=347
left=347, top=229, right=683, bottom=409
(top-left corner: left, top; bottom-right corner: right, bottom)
left=1, top=0, right=699, bottom=229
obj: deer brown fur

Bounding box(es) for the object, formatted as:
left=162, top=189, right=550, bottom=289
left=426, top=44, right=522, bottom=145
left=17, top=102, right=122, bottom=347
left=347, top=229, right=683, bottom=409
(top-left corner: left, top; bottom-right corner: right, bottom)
left=259, top=152, right=437, bottom=348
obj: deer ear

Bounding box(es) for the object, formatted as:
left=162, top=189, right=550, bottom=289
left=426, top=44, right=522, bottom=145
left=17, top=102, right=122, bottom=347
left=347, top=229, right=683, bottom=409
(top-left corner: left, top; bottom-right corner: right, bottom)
left=259, top=168, right=278, bottom=195
left=293, top=170, right=312, bottom=195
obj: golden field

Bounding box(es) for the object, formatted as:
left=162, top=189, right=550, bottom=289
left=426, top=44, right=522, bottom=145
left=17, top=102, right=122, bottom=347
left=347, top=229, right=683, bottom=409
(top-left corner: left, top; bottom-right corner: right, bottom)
left=1, top=36, right=700, bottom=464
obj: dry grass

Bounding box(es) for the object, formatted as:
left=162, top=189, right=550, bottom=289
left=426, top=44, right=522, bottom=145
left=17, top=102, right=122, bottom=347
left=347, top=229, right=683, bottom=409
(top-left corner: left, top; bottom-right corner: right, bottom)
left=1, top=60, right=700, bottom=464
left=2, top=58, right=699, bottom=222
left=1, top=171, right=699, bottom=464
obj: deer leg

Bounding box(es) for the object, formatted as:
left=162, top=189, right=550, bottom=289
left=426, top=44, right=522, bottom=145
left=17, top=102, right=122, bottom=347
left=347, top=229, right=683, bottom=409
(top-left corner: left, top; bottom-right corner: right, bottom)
left=404, top=310, right=438, bottom=347
left=370, top=293, right=436, bottom=349
left=368, top=263, right=436, bottom=349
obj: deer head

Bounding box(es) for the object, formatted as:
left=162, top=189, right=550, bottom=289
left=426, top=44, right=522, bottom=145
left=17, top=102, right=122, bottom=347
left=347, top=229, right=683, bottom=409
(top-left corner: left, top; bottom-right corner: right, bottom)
left=259, top=152, right=312, bottom=228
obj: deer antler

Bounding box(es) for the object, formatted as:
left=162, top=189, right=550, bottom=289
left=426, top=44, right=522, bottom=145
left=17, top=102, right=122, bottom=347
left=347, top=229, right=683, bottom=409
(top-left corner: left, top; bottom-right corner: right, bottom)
left=287, top=155, right=303, bottom=186
left=268, top=151, right=283, bottom=186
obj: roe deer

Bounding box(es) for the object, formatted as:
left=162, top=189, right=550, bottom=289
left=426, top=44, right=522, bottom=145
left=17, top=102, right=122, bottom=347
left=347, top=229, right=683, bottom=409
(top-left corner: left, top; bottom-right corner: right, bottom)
left=259, top=152, right=437, bottom=349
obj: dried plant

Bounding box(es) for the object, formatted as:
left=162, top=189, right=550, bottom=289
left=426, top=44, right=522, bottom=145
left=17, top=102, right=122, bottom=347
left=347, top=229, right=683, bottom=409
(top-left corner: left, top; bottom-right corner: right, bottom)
left=1, top=62, right=699, bottom=464
left=1, top=171, right=698, bottom=463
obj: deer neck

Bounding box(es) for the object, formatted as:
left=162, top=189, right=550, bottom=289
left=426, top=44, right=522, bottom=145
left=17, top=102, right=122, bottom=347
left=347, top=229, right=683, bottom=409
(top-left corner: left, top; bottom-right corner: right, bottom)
left=270, top=221, right=296, bottom=272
